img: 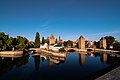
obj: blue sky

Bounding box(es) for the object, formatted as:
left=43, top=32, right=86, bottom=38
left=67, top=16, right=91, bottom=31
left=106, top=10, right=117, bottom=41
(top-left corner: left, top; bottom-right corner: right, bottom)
left=0, top=0, right=120, bottom=41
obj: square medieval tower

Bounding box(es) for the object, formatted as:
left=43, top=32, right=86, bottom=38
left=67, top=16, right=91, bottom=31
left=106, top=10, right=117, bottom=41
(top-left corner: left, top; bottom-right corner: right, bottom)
left=49, top=34, right=55, bottom=45
left=78, top=35, right=85, bottom=49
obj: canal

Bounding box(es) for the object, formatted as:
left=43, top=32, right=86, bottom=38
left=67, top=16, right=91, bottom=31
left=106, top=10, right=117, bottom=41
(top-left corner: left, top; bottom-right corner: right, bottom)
left=0, top=52, right=120, bottom=80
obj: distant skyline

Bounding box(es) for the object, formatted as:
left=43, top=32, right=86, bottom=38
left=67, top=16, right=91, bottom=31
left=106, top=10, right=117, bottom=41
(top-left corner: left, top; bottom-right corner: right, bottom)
left=0, top=0, right=120, bottom=41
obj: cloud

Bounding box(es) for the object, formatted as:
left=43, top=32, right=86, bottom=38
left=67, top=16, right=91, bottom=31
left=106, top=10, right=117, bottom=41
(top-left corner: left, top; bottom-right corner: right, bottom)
left=89, top=30, right=120, bottom=36
left=38, top=17, right=64, bottom=33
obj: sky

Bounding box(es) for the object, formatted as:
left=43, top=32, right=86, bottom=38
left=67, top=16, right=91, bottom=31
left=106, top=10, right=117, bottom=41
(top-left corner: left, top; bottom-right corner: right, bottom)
left=0, top=0, right=120, bottom=41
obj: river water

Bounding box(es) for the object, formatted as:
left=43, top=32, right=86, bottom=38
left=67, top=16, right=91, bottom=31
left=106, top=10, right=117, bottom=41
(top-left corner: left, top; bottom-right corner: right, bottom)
left=0, top=52, right=120, bottom=80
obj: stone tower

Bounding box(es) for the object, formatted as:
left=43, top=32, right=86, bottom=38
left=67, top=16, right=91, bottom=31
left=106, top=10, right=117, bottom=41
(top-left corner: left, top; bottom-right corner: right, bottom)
left=100, top=37, right=106, bottom=49
left=78, top=35, right=85, bottom=49
left=49, top=34, right=55, bottom=45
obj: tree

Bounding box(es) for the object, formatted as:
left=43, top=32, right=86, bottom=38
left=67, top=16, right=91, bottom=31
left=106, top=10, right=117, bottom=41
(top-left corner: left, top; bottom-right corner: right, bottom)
left=44, top=37, right=49, bottom=45
left=0, top=32, right=9, bottom=50
left=7, top=37, right=14, bottom=50
left=63, top=40, right=73, bottom=47
left=34, top=32, right=40, bottom=48
left=63, top=41, right=68, bottom=47
left=55, top=38, right=58, bottom=44
left=0, top=32, right=30, bottom=51
left=42, top=37, right=45, bottom=45
left=67, top=40, right=73, bottom=47
left=15, top=36, right=29, bottom=50
left=113, top=42, right=120, bottom=51
left=105, top=36, right=115, bottom=49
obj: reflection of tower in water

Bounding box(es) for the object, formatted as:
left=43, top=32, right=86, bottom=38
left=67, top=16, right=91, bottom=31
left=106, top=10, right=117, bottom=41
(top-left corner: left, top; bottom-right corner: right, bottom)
left=34, top=55, right=40, bottom=71
left=79, top=54, right=86, bottom=65
left=103, top=53, right=107, bottom=63
left=49, top=61, right=55, bottom=69
left=100, top=53, right=107, bottom=63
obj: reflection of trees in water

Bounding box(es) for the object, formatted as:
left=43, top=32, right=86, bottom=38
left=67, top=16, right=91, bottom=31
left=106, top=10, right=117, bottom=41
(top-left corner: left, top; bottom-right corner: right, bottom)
left=0, top=56, right=29, bottom=76
left=13, top=56, right=29, bottom=67
left=41, top=57, right=44, bottom=62
left=33, top=56, right=40, bottom=71
left=78, top=52, right=120, bottom=65
left=100, top=53, right=120, bottom=64
left=106, top=54, right=120, bottom=64
left=0, top=58, right=13, bottom=76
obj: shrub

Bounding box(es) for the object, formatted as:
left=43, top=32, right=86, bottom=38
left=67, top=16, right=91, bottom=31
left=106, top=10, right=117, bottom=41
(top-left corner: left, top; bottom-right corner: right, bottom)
left=59, top=47, right=65, bottom=52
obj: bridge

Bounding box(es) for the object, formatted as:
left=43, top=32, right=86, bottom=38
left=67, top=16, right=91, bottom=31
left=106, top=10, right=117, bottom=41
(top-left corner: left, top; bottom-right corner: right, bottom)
left=65, top=48, right=79, bottom=52
left=65, top=48, right=91, bottom=52
left=28, top=48, right=40, bottom=52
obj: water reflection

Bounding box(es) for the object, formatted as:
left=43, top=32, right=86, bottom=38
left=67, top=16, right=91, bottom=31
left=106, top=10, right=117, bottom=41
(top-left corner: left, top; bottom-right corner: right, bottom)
left=79, top=54, right=85, bottom=65
left=100, top=53, right=107, bottom=63
left=41, top=57, right=45, bottom=62
left=49, top=56, right=66, bottom=69
left=0, top=55, right=29, bottom=76
left=33, top=55, right=40, bottom=71
left=0, top=52, right=120, bottom=80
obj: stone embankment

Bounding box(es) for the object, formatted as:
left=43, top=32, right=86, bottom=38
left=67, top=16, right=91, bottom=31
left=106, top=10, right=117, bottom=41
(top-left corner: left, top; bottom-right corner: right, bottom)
left=41, top=49, right=66, bottom=57
left=0, top=51, right=23, bottom=55
left=96, top=66, right=120, bottom=80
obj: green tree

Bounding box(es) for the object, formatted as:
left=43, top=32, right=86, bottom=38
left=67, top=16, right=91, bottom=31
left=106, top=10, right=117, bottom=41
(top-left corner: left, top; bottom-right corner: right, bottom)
left=113, top=42, right=120, bottom=51
left=34, top=32, right=40, bottom=48
left=0, top=32, right=30, bottom=51
left=67, top=40, right=73, bottom=47
left=44, top=37, right=49, bottom=45
left=42, top=36, right=45, bottom=45
left=0, top=32, right=9, bottom=50
left=105, top=36, right=115, bottom=49
left=0, top=40, right=3, bottom=50
left=2, top=44, right=7, bottom=50
left=7, top=37, right=14, bottom=50
left=63, top=41, right=68, bottom=47
left=55, top=38, right=58, bottom=44
left=16, top=36, right=29, bottom=50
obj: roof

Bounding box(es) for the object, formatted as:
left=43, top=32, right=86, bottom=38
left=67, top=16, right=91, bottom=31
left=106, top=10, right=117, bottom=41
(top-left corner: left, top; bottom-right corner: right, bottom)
left=79, top=35, right=85, bottom=39
left=50, top=34, right=55, bottom=39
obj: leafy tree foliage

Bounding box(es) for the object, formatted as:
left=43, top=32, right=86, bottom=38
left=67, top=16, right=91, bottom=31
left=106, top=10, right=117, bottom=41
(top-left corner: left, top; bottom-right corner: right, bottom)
left=105, top=36, right=115, bottom=49
left=34, top=32, right=40, bottom=48
left=63, top=40, right=73, bottom=47
left=44, top=37, right=49, bottom=45
left=59, top=47, right=65, bottom=52
left=67, top=40, right=73, bottom=47
left=63, top=41, right=68, bottom=47
left=55, top=38, right=58, bottom=44
left=16, top=36, right=29, bottom=50
left=0, top=32, right=9, bottom=50
left=42, top=36, right=45, bottom=45
left=0, top=32, right=29, bottom=51
left=113, top=42, right=120, bottom=51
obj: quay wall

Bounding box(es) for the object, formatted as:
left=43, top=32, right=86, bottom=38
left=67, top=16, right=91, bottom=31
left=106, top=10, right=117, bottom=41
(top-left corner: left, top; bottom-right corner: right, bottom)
left=0, top=51, right=23, bottom=55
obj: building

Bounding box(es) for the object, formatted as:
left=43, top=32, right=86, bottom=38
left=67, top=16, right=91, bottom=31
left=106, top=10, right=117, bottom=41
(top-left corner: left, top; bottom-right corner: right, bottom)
left=100, top=37, right=107, bottom=49
left=49, top=34, right=55, bottom=45
left=87, top=42, right=91, bottom=48
left=78, top=35, right=85, bottom=49
left=73, top=41, right=77, bottom=48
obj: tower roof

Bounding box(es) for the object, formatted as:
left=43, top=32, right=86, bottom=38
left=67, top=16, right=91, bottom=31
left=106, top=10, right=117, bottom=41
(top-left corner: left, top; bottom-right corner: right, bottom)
left=79, top=35, right=85, bottom=39
left=100, top=37, right=106, bottom=40
left=50, top=34, right=54, bottom=39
